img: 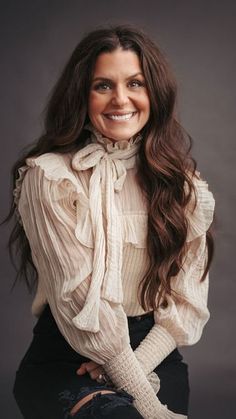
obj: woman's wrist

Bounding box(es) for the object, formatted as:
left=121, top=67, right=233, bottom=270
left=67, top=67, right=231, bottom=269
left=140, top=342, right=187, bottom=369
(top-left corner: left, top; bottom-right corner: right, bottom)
left=103, top=345, right=164, bottom=418
left=134, top=324, right=176, bottom=375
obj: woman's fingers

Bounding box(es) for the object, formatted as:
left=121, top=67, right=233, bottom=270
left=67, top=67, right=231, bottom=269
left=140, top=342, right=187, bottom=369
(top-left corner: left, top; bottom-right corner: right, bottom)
left=85, top=361, right=101, bottom=373
left=76, top=361, right=103, bottom=379
left=89, top=366, right=104, bottom=380
left=76, top=363, right=87, bottom=375
left=76, top=366, right=84, bottom=375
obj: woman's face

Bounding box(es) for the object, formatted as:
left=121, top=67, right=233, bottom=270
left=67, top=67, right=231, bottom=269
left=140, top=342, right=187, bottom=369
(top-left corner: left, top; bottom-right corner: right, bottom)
left=88, top=48, right=150, bottom=142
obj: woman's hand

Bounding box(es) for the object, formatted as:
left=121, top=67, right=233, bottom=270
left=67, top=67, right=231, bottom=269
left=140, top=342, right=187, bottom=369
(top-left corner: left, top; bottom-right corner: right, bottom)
left=76, top=361, right=104, bottom=381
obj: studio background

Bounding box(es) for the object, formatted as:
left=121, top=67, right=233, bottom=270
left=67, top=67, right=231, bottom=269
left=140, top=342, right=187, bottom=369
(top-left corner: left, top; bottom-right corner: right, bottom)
left=1, top=1, right=235, bottom=418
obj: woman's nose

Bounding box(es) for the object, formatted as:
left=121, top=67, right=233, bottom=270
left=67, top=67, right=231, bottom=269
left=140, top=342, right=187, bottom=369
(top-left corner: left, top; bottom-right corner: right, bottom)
left=111, top=86, right=129, bottom=106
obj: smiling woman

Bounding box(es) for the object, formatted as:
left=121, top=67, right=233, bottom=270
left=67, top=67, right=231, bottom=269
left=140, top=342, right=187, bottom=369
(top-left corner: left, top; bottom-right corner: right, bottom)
left=88, top=49, right=150, bottom=141
left=5, top=25, right=215, bottom=419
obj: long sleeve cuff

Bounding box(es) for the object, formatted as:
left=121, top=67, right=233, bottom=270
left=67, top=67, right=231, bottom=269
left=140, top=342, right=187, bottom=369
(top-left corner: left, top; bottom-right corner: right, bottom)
left=104, top=345, right=186, bottom=419
left=134, top=324, right=176, bottom=375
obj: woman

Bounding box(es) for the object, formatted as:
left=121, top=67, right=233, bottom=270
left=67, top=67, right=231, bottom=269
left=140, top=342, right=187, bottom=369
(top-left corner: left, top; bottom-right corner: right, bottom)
left=7, top=25, right=215, bottom=418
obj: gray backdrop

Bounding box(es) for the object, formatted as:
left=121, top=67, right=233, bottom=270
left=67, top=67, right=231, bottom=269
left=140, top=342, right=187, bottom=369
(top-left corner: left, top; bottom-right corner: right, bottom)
left=1, top=1, right=235, bottom=418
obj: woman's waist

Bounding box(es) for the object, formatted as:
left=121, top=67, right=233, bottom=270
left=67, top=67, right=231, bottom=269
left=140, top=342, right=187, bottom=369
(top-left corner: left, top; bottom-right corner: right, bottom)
left=21, top=304, right=182, bottom=367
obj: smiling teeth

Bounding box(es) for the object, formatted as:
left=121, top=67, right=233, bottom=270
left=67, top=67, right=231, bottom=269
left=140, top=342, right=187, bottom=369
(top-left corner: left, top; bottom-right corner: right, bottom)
left=107, top=112, right=134, bottom=120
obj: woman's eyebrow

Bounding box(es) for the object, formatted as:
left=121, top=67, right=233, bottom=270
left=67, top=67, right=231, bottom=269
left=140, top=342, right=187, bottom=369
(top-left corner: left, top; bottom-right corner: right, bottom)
left=92, top=72, right=144, bottom=82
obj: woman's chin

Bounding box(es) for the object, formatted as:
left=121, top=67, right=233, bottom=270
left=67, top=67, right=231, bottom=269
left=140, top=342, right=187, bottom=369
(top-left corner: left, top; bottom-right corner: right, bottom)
left=100, top=126, right=138, bottom=142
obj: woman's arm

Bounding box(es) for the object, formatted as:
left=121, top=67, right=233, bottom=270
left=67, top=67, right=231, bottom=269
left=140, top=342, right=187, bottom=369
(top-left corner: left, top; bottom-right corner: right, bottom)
left=134, top=235, right=210, bottom=376
left=133, top=174, right=215, bottom=376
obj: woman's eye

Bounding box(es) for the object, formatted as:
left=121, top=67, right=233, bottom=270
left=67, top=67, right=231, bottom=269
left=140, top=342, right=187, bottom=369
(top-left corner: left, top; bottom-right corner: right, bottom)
left=129, top=80, right=145, bottom=88
left=93, top=82, right=111, bottom=91
left=92, top=79, right=145, bottom=91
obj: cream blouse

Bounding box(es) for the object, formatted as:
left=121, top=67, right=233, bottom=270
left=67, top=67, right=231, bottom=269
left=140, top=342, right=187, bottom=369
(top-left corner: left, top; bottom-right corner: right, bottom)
left=14, top=127, right=215, bottom=418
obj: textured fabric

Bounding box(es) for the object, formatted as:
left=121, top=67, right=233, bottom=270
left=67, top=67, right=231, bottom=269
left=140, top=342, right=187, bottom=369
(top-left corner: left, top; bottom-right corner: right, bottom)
left=14, top=126, right=215, bottom=418
left=104, top=346, right=187, bottom=418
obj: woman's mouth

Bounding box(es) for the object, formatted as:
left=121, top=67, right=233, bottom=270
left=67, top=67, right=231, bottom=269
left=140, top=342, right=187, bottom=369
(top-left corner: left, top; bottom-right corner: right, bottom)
left=103, top=111, right=137, bottom=121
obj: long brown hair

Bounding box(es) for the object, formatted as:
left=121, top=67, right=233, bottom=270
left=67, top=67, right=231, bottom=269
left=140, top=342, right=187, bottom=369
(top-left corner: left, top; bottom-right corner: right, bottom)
left=4, top=25, right=214, bottom=309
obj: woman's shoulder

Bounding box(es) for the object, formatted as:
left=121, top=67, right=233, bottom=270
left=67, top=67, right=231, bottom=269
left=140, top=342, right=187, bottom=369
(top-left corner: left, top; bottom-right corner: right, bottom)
left=13, top=152, right=80, bottom=210
left=25, top=151, right=75, bottom=182
left=185, top=170, right=215, bottom=242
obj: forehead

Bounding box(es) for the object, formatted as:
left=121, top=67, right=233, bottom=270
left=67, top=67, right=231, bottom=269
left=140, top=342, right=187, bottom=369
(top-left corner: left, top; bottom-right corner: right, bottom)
left=92, top=48, right=142, bottom=78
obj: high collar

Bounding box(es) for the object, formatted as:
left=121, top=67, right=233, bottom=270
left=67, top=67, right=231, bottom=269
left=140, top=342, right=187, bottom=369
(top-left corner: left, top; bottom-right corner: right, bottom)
left=85, top=123, right=142, bottom=154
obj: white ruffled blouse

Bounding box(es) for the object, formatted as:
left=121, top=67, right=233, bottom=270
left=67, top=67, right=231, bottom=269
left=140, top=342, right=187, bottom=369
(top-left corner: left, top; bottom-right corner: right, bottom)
left=14, top=127, right=215, bottom=418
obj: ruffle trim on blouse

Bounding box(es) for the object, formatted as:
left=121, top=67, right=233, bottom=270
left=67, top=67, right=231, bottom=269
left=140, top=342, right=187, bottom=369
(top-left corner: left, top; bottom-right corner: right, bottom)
left=86, top=122, right=142, bottom=153
left=13, top=154, right=74, bottom=198
left=13, top=165, right=31, bottom=224
left=13, top=153, right=148, bottom=250
left=14, top=155, right=215, bottom=250
left=13, top=156, right=215, bottom=250
left=13, top=153, right=85, bottom=221
left=185, top=172, right=215, bottom=242
left=121, top=213, right=148, bottom=248
left=26, top=153, right=81, bottom=190
left=74, top=210, right=148, bottom=249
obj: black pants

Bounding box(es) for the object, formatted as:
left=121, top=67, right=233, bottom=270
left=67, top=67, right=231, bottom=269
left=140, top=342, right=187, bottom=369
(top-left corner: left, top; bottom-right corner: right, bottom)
left=13, top=305, right=189, bottom=418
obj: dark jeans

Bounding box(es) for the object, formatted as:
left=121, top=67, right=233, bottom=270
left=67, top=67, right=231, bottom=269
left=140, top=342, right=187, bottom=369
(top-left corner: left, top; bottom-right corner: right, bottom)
left=13, top=305, right=189, bottom=418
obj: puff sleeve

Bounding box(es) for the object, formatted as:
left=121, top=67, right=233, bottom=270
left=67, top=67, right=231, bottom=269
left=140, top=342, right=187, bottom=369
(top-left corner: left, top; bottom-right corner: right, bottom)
left=16, top=155, right=130, bottom=362
left=134, top=173, right=215, bottom=376
left=16, top=154, right=186, bottom=419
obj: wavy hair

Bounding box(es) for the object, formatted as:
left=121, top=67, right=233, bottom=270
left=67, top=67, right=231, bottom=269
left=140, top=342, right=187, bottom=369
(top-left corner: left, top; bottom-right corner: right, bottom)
left=4, top=25, right=214, bottom=309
